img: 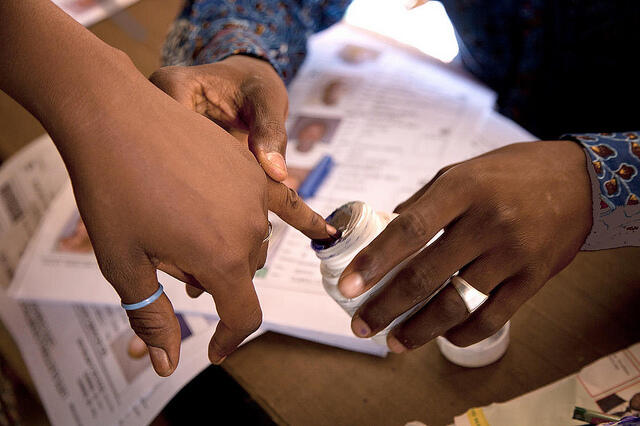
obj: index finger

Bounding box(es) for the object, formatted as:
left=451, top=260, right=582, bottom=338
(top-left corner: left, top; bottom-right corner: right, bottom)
left=337, top=169, right=470, bottom=298
left=267, top=179, right=338, bottom=240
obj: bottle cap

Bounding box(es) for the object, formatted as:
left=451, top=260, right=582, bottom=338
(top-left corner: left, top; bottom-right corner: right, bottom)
left=436, top=321, right=510, bottom=368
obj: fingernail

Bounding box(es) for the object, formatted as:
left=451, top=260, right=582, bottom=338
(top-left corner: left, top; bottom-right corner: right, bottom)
left=339, top=273, right=364, bottom=298
left=208, top=340, right=226, bottom=365
left=266, top=152, right=287, bottom=173
left=209, top=352, right=227, bottom=365
left=326, top=223, right=341, bottom=239
left=387, top=335, right=408, bottom=354
left=351, top=316, right=371, bottom=337
left=149, top=346, right=173, bottom=376
left=209, top=355, right=227, bottom=365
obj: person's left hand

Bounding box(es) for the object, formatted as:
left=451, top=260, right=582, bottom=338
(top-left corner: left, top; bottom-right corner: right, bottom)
left=149, top=55, right=290, bottom=182
left=337, top=140, right=593, bottom=352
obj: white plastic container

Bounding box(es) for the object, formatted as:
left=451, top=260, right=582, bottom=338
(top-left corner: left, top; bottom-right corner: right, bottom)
left=436, top=321, right=510, bottom=367
left=312, top=201, right=510, bottom=366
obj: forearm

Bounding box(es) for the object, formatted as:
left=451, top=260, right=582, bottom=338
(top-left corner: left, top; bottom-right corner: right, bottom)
left=0, top=0, right=142, bottom=155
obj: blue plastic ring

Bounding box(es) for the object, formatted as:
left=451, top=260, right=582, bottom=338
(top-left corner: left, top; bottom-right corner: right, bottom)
left=121, top=283, right=164, bottom=311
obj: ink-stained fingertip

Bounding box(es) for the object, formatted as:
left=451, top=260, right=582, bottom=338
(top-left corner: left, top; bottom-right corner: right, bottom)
left=326, top=223, right=341, bottom=239
left=351, top=316, right=371, bottom=337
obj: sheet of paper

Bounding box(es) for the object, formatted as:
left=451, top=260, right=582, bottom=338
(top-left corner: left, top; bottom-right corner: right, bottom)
left=8, top=24, right=534, bottom=357
left=452, top=342, right=640, bottom=426
left=0, top=135, right=265, bottom=425
left=53, top=0, right=140, bottom=27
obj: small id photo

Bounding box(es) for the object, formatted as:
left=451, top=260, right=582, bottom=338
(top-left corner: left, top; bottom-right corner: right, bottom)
left=289, top=116, right=341, bottom=153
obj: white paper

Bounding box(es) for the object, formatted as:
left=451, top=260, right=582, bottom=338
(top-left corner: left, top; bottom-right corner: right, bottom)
left=453, top=342, right=640, bottom=426
left=0, top=135, right=264, bottom=425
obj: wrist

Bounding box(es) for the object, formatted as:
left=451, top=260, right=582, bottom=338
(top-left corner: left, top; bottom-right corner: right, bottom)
left=42, top=48, right=151, bottom=159
left=221, top=54, right=280, bottom=80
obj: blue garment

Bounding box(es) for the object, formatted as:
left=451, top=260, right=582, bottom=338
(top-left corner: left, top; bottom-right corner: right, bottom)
left=161, top=0, right=640, bottom=248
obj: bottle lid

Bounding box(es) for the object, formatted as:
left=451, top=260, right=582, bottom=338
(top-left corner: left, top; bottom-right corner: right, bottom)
left=436, top=321, right=510, bottom=368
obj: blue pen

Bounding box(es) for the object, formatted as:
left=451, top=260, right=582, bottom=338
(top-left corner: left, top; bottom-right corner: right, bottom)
left=298, top=155, right=334, bottom=199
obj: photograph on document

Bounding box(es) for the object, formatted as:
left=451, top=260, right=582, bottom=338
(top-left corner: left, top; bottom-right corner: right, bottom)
left=110, top=313, right=194, bottom=383
left=304, top=75, right=361, bottom=110
left=54, top=211, right=93, bottom=254
left=338, top=44, right=381, bottom=65
left=286, top=115, right=341, bottom=168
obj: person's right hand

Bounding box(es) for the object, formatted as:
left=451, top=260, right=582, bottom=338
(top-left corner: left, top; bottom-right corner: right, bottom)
left=149, top=55, right=290, bottom=182
left=52, top=53, right=334, bottom=377
left=337, top=140, right=592, bottom=352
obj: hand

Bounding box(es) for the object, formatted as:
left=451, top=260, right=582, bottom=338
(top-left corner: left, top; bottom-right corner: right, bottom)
left=337, top=141, right=592, bottom=352
left=0, top=0, right=334, bottom=377
left=149, top=55, right=290, bottom=182
left=54, top=56, right=332, bottom=376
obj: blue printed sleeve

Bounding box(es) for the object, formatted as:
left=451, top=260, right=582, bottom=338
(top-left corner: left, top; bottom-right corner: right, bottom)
left=563, top=132, right=640, bottom=249
left=161, top=0, right=351, bottom=84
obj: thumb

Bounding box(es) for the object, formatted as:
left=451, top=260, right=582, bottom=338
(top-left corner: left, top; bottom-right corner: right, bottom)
left=112, top=262, right=181, bottom=377
left=244, top=89, right=289, bottom=182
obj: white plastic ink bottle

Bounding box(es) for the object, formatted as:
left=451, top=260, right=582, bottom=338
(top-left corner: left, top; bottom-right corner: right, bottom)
left=312, top=201, right=510, bottom=367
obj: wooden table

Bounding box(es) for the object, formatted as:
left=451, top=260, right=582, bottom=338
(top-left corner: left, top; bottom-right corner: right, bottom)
left=1, top=2, right=639, bottom=425
left=222, top=248, right=640, bottom=425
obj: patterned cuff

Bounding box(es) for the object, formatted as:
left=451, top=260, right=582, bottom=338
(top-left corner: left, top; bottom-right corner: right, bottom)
left=562, top=132, right=640, bottom=250
left=192, top=19, right=286, bottom=79
left=162, top=17, right=284, bottom=79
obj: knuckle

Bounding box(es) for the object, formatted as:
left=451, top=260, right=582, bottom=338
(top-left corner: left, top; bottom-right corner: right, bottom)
left=493, top=204, right=520, bottom=228
left=127, top=309, right=176, bottom=343
left=283, top=186, right=302, bottom=211
left=216, top=252, right=248, bottom=276
left=193, top=241, right=246, bottom=277
left=308, top=212, right=322, bottom=229
left=395, top=210, right=430, bottom=241
left=395, top=265, right=434, bottom=305
left=235, top=306, right=263, bottom=334
left=96, top=253, right=131, bottom=287
left=149, top=67, right=178, bottom=90
left=438, top=164, right=464, bottom=188
left=255, top=119, right=287, bottom=145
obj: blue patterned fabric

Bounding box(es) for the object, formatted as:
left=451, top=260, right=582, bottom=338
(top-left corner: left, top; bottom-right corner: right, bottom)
left=570, top=133, right=640, bottom=210
left=565, top=132, right=640, bottom=249
left=161, top=1, right=640, bottom=248
left=161, top=0, right=350, bottom=83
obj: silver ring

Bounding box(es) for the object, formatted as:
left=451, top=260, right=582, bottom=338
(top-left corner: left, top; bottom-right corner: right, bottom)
left=262, top=221, right=273, bottom=243
left=450, top=275, right=488, bottom=314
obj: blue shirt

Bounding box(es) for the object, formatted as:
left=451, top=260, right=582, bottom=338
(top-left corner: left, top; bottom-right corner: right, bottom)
left=161, top=0, right=640, bottom=249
